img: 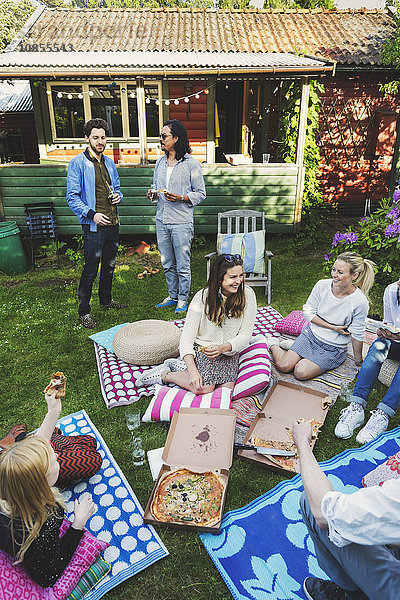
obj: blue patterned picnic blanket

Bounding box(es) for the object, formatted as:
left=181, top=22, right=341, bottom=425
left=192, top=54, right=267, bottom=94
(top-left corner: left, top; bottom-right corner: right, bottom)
left=200, top=427, right=400, bottom=600
left=58, top=410, right=168, bottom=600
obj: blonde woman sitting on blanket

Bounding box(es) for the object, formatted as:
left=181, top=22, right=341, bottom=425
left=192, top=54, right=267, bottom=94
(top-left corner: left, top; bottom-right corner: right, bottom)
left=137, top=254, right=257, bottom=394
left=266, top=252, right=375, bottom=381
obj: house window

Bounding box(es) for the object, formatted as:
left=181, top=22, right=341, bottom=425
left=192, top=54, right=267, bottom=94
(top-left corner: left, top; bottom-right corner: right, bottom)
left=145, top=83, right=161, bottom=138
left=88, top=84, right=123, bottom=138
left=47, top=80, right=163, bottom=142
left=127, top=84, right=139, bottom=138
left=50, top=85, right=85, bottom=138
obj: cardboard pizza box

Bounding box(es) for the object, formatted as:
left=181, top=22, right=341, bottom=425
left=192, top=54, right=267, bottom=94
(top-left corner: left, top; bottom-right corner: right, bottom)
left=144, top=407, right=236, bottom=534
left=238, top=381, right=332, bottom=475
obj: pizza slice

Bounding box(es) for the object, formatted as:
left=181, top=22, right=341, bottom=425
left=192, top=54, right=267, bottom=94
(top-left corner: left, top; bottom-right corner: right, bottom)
left=44, top=371, right=66, bottom=398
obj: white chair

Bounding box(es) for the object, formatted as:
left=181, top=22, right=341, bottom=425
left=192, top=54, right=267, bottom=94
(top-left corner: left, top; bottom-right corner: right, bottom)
left=205, top=209, right=273, bottom=303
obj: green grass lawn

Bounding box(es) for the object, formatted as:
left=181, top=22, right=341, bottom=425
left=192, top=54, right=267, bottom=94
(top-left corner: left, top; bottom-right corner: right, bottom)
left=0, top=235, right=395, bottom=600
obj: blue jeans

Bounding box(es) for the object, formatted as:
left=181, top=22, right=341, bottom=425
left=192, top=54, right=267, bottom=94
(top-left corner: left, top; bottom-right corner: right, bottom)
left=156, top=220, right=194, bottom=302
left=351, top=338, right=400, bottom=417
left=300, top=493, right=400, bottom=599
left=78, top=225, right=119, bottom=316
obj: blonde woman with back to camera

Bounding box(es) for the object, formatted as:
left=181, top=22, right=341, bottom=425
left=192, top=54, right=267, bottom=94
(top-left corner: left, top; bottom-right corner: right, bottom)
left=266, top=252, right=375, bottom=381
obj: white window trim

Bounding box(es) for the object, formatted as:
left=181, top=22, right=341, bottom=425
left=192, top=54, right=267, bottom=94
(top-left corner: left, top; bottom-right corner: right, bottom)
left=47, top=80, right=163, bottom=143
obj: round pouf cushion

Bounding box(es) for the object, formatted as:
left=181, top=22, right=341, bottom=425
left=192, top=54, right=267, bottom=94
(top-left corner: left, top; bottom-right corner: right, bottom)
left=112, top=320, right=181, bottom=366
left=378, top=358, right=400, bottom=387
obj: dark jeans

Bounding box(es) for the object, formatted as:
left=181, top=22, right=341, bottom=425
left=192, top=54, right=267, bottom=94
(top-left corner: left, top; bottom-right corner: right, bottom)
left=78, top=224, right=119, bottom=316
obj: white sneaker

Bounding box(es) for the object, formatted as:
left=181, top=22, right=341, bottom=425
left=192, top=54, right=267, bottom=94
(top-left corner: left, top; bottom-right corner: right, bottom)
left=279, top=339, right=295, bottom=351
left=164, top=358, right=187, bottom=372
left=264, top=334, right=280, bottom=348
left=334, top=402, right=365, bottom=439
left=356, top=409, right=389, bottom=444
left=136, top=364, right=169, bottom=387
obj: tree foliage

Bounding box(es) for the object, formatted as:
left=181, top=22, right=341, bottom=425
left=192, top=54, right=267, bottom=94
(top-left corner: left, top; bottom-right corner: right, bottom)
left=380, top=1, right=400, bottom=95
left=0, top=0, right=35, bottom=52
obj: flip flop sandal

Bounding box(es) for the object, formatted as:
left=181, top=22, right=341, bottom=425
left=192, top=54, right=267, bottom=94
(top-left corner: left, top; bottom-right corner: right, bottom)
left=149, top=267, right=159, bottom=275
left=137, top=272, right=146, bottom=280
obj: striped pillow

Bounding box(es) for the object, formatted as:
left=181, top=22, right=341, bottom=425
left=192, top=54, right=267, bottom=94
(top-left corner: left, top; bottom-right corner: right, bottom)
left=216, top=231, right=265, bottom=275
left=142, top=385, right=232, bottom=422
left=231, top=341, right=271, bottom=400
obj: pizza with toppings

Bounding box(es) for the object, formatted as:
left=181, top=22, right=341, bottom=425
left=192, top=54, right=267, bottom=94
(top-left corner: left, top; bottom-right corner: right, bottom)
left=151, top=468, right=225, bottom=526
left=43, top=371, right=66, bottom=398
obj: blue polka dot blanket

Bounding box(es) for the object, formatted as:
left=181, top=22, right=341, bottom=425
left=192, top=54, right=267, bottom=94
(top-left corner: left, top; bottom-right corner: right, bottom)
left=200, top=427, right=400, bottom=600
left=58, top=410, right=169, bottom=600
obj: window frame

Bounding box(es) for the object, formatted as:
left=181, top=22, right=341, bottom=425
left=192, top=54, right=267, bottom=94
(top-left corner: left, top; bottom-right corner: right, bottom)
left=46, top=80, right=163, bottom=142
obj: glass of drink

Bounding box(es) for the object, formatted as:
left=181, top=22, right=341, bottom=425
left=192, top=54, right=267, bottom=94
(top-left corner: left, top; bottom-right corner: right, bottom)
left=125, top=406, right=140, bottom=437
left=132, top=437, right=146, bottom=467
left=149, top=183, right=158, bottom=203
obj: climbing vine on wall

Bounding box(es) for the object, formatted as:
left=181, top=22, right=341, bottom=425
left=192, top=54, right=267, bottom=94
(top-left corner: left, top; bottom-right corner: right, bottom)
left=276, top=79, right=328, bottom=247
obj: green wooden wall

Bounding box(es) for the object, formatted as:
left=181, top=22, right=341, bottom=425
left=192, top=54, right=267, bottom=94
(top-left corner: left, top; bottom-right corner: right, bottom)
left=0, top=164, right=299, bottom=235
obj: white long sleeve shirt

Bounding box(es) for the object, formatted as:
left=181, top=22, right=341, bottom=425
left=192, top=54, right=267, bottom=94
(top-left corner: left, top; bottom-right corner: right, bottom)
left=383, top=281, right=400, bottom=330
left=321, top=479, right=400, bottom=547
left=179, top=286, right=257, bottom=358
left=303, top=279, right=369, bottom=348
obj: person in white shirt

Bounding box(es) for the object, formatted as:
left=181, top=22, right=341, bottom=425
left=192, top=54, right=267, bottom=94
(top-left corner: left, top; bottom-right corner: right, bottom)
left=292, top=419, right=400, bottom=600
left=267, top=252, right=375, bottom=381
left=335, top=279, right=400, bottom=444
left=136, top=254, right=257, bottom=392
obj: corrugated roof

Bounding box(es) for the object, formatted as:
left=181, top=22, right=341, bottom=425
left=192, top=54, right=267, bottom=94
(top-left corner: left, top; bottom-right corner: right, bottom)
left=6, top=8, right=396, bottom=67
left=0, top=50, right=331, bottom=75
left=0, top=80, right=32, bottom=112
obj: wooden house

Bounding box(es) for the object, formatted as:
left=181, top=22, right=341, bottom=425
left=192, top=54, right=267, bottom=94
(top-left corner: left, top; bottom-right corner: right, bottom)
left=0, top=7, right=397, bottom=234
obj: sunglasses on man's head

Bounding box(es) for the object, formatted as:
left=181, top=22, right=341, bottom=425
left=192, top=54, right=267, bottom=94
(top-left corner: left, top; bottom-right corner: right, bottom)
left=222, top=253, right=243, bottom=264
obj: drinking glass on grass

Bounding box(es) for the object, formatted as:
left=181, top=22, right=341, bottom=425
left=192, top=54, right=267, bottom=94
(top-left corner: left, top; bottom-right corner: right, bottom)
left=125, top=406, right=141, bottom=440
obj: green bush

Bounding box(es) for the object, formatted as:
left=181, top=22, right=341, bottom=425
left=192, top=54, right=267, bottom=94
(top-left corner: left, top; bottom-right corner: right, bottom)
left=323, top=198, right=400, bottom=283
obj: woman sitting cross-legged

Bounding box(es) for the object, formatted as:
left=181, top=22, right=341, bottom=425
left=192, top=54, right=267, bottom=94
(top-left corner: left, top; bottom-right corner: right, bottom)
left=266, top=251, right=375, bottom=381
left=137, top=254, right=257, bottom=394
left=0, top=436, right=95, bottom=588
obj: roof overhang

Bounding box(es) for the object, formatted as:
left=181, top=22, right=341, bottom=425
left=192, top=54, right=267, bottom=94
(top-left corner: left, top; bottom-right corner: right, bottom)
left=0, top=51, right=334, bottom=78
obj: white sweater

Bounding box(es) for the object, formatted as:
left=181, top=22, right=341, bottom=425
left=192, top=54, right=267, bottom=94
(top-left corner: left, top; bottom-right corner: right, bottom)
left=179, top=286, right=257, bottom=358
left=303, top=279, right=369, bottom=348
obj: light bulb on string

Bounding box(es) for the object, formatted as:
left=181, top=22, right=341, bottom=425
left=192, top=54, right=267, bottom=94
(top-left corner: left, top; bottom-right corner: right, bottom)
left=57, top=92, right=63, bottom=98
left=174, top=99, right=179, bottom=105
left=184, top=97, right=189, bottom=103
left=78, top=93, right=83, bottom=99
left=130, top=92, right=135, bottom=99
left=165, top=100, right=170, bottom=106
left=204, top=89, right=209, bottom=95
left=195, top=94, right=200, bottom=99
left=46, top=90, right=51, bottom=95
left=89, top=91, right=94, bottom=97
left=155, top=100, right=160, bottom=106
left=145, top=98, right=150, bottom=104
left=67, top=94, right=73, bottom=100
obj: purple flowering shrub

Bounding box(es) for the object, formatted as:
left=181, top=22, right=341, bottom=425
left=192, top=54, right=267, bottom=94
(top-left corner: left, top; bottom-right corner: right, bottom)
left=323, top=197, right=400, bottom=282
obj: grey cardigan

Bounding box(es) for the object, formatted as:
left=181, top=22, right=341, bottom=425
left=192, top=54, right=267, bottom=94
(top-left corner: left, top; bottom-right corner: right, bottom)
left=153, top=153, right=206, bottom=225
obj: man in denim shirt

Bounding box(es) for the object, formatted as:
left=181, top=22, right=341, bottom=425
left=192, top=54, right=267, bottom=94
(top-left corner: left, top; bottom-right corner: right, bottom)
left=67, top=118, right=126, bottom=328
left=148, top=119, right=206, bottom=313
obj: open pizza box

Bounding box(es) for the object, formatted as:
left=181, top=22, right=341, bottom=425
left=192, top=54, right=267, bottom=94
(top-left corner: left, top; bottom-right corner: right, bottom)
left=144, top=407, right=236, bottom=534
left=238, top=381, right=332, bottom=475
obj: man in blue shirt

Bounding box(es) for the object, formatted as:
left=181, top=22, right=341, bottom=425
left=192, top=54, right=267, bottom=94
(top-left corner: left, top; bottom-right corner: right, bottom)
left=67, top=118, right=126, bottom=328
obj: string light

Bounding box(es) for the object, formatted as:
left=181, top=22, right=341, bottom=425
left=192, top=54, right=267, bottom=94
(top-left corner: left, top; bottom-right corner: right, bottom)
left=42, top=83, right=215, bottom=104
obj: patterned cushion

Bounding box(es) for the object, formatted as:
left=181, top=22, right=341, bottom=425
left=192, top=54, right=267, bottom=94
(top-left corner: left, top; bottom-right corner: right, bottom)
left=274, top=311, right=307, bottom=336
left=231, top=395, right=264, bottom=427
left=361, top=450, right=400, bottom=488
left=142, top=385, right=232, bottom=422
left=66, top=556, right=110, bottom=600
left=0, top=519, right=109, bottom=600
left=231, top=341, right=271, bottom=401
left=216, top=231, right=265, bottom=275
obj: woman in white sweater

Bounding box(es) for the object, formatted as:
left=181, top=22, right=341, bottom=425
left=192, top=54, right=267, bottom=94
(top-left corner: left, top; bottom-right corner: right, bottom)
left=267, top=252, right=375, bottom=381
left=137, top=254, right=257, bottom=393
